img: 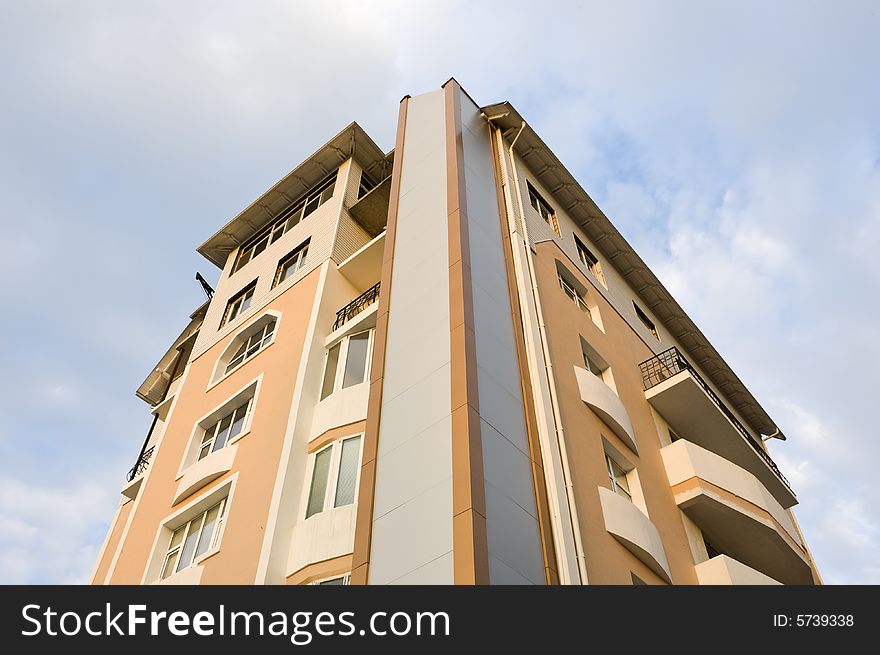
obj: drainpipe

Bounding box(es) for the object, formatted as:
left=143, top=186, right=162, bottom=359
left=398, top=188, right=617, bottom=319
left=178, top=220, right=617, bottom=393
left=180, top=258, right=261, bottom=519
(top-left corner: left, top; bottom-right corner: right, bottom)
left=491, top=118, right=589, bottom=585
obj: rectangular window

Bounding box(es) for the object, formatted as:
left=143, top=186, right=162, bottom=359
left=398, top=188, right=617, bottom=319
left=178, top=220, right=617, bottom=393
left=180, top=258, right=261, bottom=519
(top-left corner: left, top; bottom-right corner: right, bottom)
left=606, top=453, right=632, bottom=501
left=583, top=351, right=606, bottom=377
left=222, top=282, right=256, bottom=327
left=198, top=399, right=251, bottom=460
left=161, top=498, right=227, bottom=580
left=317, top=575, right=350, bottom=585
left=358, top=171, right=377, bottom=199
left=527, top=181, right=560, bottom=236
left=320, top=343, right=341, bottom=400
left=305, top=448, right=332, bottom=519
left=232, top=171, right=336, bottom=274
left=273, top=239, right=310, bottom=287
left=558, top=274, right=590, bottom=314
left=633, top=302, right=659, bottom=340
left=334, top=436, right=362, bottom=507
left=319, top=330, right=373, bottom=399
left=574, top=235, right=607, bottom=288
left=304, top=436, right=362, bottom=519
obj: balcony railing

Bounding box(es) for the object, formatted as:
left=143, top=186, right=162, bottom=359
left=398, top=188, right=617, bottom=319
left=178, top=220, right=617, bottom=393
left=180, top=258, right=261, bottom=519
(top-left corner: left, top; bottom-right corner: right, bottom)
left=638, top=347, right=791, bottom=491
left=126, top=445, right=155, bottom=482
left=333, top=282, right=380, bottom=331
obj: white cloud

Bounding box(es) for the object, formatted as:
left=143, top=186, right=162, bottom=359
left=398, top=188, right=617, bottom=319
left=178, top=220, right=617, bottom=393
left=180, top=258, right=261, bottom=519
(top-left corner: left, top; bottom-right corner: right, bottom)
left=0, top=0, right=877, bottom=584
left=0, top=475, right=117, bottom=584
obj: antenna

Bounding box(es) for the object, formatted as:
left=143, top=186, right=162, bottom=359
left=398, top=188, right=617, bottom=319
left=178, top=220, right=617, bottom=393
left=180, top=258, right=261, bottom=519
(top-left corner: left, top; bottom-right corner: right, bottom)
left=195, top=272, right=214, bottom=300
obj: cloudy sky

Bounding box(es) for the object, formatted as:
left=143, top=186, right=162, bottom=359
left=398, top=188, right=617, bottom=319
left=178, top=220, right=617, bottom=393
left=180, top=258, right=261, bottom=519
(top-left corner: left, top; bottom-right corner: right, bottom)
left=0, top=1, right=877, bottom=584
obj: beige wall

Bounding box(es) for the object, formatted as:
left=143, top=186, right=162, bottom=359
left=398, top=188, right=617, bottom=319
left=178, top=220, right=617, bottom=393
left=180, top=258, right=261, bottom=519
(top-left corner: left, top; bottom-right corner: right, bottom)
left=532, top=240, right=699, bottom=584
left=91, top=499, right=133, bottom=584
left=106, top=268, right=321, bottom=584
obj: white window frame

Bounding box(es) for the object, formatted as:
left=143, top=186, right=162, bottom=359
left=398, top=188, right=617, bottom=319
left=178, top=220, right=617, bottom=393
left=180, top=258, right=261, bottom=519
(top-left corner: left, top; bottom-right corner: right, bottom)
left=574, top=234, right=607, bottom=289
left=210, top=312, right=282, bottom=389
left=606, top=452, right=632, bottom=502
left=198, top=398, right=253, bottom=461
left=319, top=329, right=374, bottom=400
left=303, top=435, right=363, bottom=520
left=144, top=476, right=237, bottom=584
left=232, top=171, right=336, bottom=274
left=273, top=239, right=310, bottom=288
left=160, top=497, right=228, bottom=580
left=633, top=302, right=660, bottom=341
left=527, top=180, right=560, bottom=236
left=310, top=573, right=352, bottom=586
left=222, top=281, right=257, bottom=327
left=559, top=274, right=591, bottom=314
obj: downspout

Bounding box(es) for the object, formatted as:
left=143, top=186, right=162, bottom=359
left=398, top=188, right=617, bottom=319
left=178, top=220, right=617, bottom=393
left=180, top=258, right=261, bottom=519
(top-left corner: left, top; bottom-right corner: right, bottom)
left=495, top=119, right=589, bottom=585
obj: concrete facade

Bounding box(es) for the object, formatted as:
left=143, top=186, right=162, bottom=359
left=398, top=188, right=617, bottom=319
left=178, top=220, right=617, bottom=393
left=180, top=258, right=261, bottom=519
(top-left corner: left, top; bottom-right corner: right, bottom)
left=93, top=81, right=820, bottom=586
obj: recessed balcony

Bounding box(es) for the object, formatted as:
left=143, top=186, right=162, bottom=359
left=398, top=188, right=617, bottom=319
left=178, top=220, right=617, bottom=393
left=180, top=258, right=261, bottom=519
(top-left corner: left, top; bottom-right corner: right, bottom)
left=639, top=347, right=795, bottom=509
left=348, top=176, right=391, bottom=237
left=661, top=439, right=813, bottom=585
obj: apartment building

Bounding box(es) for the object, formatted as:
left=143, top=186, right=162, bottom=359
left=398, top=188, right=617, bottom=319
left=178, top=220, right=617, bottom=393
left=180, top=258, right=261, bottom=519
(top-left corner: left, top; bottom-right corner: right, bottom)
left=91, top=80, right=821, bottom=586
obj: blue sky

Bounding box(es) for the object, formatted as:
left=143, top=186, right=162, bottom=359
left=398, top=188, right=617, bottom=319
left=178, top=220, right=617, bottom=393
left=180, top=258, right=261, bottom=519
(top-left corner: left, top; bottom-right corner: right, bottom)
left=0, top=1, right=877, bottom=584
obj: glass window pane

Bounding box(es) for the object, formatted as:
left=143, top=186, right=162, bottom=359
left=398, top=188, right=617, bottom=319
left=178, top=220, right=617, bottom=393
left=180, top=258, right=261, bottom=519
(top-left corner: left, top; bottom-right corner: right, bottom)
left=334, top=437, right=361, bottom=507
left=306, top=449, right=332, bottom=518
left=169, top=526, right=185, bottom=550
left=198, top=443, right=211, bottom=460
left=212, top=415, right=232, bottom=452
left=342, top=333, right=370, bottom=388
left=303, top=196, right=320, bottom=218
left=161, top=550, right=180, bottom=580
left=194, top=504, right=221, bottom=559
left=228, top=402, right=249, bottom=440
left=176, top=518, right=201, bottom=572
left=319, top=577, right=346, bottom=585
left=321, top=344, right=340, bottom=400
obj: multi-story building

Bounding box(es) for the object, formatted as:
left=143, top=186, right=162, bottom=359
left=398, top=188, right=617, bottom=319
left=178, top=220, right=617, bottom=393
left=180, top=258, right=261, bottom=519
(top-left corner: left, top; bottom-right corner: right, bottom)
left=91, top=80, right=821, bottom=586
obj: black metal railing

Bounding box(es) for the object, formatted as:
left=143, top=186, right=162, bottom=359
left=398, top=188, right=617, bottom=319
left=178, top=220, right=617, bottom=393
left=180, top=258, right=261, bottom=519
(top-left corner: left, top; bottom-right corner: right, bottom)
left=126, top=445, right=155, bottom=482
left=333, top=282, right=380, bottom=330
left=638, top=347, right=791, bottom=491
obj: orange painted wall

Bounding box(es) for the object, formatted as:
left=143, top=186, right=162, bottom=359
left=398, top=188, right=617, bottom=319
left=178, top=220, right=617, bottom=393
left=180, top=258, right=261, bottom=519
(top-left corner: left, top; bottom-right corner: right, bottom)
left=107, top=268, right=321, bottom=584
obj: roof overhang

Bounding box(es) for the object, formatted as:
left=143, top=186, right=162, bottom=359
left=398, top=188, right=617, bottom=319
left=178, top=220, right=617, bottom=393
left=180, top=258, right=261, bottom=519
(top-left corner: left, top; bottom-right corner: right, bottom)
left=481, top=101, right=784, bottom=441
left=197, top=122, right=392, bottom=269
left=136, top=301, right=209, bottom=406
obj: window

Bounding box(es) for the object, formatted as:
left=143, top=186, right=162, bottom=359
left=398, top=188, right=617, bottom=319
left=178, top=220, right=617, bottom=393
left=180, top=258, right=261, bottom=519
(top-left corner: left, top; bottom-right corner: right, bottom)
left=232, top=171, right=337, bottom=273
left=198, top=399, right=251, bottom=460
left=305, top=436, right=363, bottom=519
left=633, top=302, right=659, bottom=341
left=559, top=274, right=591, bottom=314
left=311, top=574, right=351, bottom=585
left=606, top=453, right=632, bottom=501
left=222, top=282, right=256, bottom=327
left=317, top=575, right=350, bottom=585
left=574, top=235, right=607, bottom=288
left=358, top=171, right=377, bottom=199
left=161, top=498, right=227, bottom=579
left=583, top=351, right=606, bottom=377
left=226, top=319, right=275, bottom=374
left=581, top=337, right=615, bottom=392
left=527, top=181, right=560, bottom=236
left=273, top=239, right=310, bottom=287
left=320, top=330, right=373, bottom=400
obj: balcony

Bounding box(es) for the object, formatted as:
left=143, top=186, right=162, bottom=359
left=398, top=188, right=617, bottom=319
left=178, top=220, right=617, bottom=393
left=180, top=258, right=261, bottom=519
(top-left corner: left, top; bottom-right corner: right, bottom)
left=348, top=176, right=391, bottom=237
left=597, top=486, right=671, bottom=583
left=574, top=366, right=638, bottom=453
left=121, top=445, right=155, bottom=500
left=333, top=282, right=380, bottom=330
left=695, top=555, right=781, bottom=585
left=639, top=347, right=795, bottom=509
left=661, top=439, right=813, bottom=585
